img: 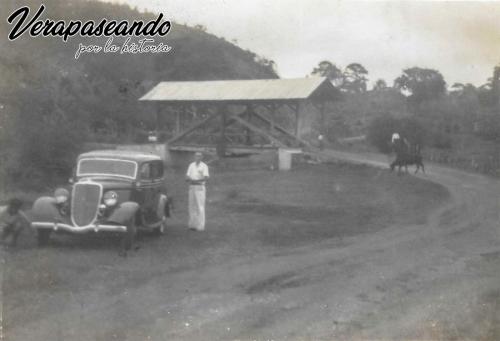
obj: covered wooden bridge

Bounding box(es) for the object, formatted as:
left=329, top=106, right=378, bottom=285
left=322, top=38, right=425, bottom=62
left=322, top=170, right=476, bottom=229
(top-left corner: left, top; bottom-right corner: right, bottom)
left=139, top=77, right=339, bottom=156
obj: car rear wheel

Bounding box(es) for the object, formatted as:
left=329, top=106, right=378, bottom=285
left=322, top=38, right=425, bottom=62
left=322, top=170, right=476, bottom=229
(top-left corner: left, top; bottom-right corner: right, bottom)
left=37, top=230, right=52, bottom=246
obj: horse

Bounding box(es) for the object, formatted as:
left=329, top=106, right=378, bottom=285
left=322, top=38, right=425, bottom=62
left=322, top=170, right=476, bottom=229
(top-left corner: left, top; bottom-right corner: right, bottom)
left=389, top=138, right=425, bottom=174
left=390, top=151, right=425, bottom=174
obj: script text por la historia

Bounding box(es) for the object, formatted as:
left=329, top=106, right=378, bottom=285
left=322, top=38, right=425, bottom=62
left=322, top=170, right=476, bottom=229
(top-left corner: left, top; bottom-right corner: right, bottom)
left=75, top=37, right=172, bottom=59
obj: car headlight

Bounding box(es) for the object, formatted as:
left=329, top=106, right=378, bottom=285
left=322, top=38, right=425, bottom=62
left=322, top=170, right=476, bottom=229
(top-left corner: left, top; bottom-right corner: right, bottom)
left=54, top=188, right=69, bottom=204
left=103, top=191, right=118, bottom=207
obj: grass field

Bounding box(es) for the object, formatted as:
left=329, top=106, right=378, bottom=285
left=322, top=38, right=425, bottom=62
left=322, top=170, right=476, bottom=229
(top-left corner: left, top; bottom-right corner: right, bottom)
left=3, top=161, right=450, bottom=254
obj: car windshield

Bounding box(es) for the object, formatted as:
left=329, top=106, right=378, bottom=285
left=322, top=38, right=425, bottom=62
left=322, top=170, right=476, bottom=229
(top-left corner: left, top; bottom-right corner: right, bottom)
left=77, top=158, right=137, bottom=179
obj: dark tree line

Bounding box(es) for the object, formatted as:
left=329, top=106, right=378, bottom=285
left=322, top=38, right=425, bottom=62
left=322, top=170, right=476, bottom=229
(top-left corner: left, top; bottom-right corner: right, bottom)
left=311, top=59, right=500, bottom=112
left=309, top=59, right=500, bottom=153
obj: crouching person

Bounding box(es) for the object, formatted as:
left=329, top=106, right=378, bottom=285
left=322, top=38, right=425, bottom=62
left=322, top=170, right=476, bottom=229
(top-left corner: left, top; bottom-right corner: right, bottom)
left=1, top=198, right=30, bottom=247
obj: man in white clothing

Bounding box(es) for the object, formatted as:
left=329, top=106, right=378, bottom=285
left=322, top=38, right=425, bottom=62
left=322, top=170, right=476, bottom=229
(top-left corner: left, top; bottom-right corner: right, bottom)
left=391, top=132, right=400, bottom=144
left=185, top=152, right=209, bottom=231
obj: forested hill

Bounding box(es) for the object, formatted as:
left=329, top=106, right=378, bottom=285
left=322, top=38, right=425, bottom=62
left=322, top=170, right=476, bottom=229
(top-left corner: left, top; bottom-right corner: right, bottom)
left=0, top=0, right=277, bottom=81
left=0, top=0, right=277, bottom=188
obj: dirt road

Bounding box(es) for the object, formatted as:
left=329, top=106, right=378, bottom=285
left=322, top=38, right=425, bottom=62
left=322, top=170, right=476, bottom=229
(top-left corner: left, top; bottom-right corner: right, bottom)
left=2, top=150, right=500, bottom=340
left=316, top=150, right=500, bottom=340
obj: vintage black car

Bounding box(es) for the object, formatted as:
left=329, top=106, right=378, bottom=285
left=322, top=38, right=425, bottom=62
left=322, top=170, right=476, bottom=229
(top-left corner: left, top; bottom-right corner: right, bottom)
left=31, top=150, right=171, bottom=246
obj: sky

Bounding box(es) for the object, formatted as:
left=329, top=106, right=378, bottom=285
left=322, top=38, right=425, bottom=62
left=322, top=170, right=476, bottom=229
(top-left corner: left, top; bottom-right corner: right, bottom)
left=107, top=0, right=500, bottom=88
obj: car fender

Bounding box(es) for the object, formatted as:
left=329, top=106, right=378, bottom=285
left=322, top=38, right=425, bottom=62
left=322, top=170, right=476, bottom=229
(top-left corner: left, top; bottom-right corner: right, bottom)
left=106, top=201, right=139, bottom=225
left=32, top=196, right=62, bottom=222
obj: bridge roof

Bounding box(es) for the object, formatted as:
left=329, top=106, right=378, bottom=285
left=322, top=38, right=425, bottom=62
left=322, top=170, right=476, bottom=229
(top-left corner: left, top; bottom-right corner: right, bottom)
left=139, top=77, right=339, bottom=103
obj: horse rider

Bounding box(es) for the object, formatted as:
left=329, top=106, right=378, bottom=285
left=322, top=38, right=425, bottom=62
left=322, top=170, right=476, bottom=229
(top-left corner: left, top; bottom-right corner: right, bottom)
left=391, top=132, right=410, bottom=154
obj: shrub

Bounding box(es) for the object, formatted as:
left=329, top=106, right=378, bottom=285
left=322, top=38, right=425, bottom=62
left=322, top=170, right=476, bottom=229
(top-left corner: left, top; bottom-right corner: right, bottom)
left=367, top=115, right=426, bottom=153
left=474, top=115, right=500, bottom=141
left=429, top=133, right=453, bottom=149
left=366, top=115, right=399, bottom=153
left=398, top=117, right=426, bottom=146
left=5, top=106, right=87, bottom=191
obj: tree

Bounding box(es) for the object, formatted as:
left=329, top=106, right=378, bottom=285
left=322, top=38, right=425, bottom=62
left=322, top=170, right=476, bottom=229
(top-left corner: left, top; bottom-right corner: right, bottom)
left=311, top=61, right=343, bottom=86
left=194, top=24, right=207, bottom=32
left=373, top=79, right=388, bottom=91
left=394, top=67, right=446, bottom=112
left=492, top=65, right=500, bottom=106
left=450, top=83, right=478, bottom=102
left=343, top=63, right=368, bottom=93
left=477, top=65, right=500, bottom=108
left=448, top=83, right=479, bottom=122
left=450, top=82, right=465, bottom=94
left=254, top=56, right=277, bottom=74
left=5, top=65, right=89, bottom=189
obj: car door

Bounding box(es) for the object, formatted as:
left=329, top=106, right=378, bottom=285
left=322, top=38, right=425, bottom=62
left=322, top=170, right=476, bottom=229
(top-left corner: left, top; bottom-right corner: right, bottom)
left=138, top=161, right=166, bottom=222
left=136, top=162, right=155, bottom=222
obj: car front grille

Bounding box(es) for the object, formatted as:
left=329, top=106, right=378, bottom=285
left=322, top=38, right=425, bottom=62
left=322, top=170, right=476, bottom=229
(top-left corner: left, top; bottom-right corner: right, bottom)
left=71, top=182, right=102, bottom=227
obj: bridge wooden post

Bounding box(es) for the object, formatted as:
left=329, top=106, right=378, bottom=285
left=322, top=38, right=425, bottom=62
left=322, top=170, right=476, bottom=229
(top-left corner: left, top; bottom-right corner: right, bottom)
left=245, top=104, right=252, bottom=146
left=167, top=111, right=220, bottom=145
left=175, top=106, right=182, bottom=134
left=294, top=101, right=300, bottom=138
left=155, top=103, right=162, bottom=137
left=216, top=103, right=227, bottom=157
left=270, top=103, right=276, bottom=133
